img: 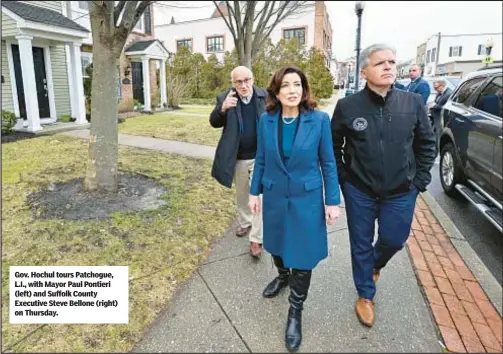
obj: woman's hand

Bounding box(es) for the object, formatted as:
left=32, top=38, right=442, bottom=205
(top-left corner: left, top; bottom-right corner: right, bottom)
left=325, top=205, right=341, bottom=225
left=249, top=195, right=261, bottom=215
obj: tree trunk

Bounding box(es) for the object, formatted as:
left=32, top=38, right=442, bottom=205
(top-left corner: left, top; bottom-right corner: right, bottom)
left=83, top=30, right=121, bottom=192
left=240, top=53, right=252, bottom=68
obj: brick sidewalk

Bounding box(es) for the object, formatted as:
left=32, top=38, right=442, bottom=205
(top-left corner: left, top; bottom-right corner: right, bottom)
left=407, top=196, right=503, bottom=353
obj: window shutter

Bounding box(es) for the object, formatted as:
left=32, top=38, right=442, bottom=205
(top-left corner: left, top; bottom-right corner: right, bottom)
left=449, top=47, right=452, bottom=57
left=144, top=5, right=152, bottom=35
left=459, top=46, right=462, bottom=57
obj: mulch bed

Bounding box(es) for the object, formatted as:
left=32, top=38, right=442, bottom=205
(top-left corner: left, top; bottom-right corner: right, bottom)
left=1, top=131, right=38, bottom=144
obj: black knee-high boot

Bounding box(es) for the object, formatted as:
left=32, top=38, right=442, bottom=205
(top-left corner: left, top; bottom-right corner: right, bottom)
left=263, top=255, right=290, bottom=298
left=285, top=269, right=312, bottom=352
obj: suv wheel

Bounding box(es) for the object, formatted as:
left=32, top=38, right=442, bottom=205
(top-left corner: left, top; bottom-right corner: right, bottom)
left=439, top=142, right=465, bottom=198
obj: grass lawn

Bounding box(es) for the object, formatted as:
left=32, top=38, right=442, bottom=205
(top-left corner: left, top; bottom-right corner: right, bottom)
left=2, top=136, right=235, bottom=352
left=179, top=105, right=214, bottom=115
left=120, top=114, right=221, bottom=147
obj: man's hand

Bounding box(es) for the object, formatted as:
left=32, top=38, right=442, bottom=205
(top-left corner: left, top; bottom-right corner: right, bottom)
left=325, top=205, right=341, bottom=225
left=248, top=195, right=261, bottom=215
left=221, top=90, right=238, bottom=113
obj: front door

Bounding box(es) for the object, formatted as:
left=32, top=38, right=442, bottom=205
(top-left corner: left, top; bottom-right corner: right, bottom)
left=12, top=44, right=51, bottom=119
left=131, top=62, right=144, bottom=104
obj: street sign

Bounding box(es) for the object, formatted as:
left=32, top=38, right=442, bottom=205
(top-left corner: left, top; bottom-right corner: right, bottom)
left=482, top=56, right=494, bottom=64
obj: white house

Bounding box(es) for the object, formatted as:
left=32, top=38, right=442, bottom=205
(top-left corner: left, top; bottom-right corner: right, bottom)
left=423, top=32, right=502, bottom=77
left=154, top=1, right=333, bottom=68
left=1, top=1, right=170, bottom=134
left=62, top=1, right=170, bottom=113
left=1, top=1, right=89, bottom=132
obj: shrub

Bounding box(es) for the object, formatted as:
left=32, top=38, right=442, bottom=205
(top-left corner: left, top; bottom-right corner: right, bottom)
left=2, top=110, right=18, bottom=135
left=167, top=72, right=190, bottom=108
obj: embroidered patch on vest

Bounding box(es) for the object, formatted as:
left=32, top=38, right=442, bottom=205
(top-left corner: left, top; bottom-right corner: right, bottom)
left=352, top=117, right=368, bottom=131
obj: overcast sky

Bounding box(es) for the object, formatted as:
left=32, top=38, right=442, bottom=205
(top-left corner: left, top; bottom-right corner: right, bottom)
left=155, top=1, right=503, bottom=62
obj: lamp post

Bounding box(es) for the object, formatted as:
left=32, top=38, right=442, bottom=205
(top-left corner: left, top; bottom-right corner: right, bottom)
left=354, top=1, right=365, bottom=91
left=485, top=38, right=494, bottom=67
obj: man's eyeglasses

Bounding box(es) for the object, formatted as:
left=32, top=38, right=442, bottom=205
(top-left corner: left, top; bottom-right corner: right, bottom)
left=234, top=77, right=252, bottom=86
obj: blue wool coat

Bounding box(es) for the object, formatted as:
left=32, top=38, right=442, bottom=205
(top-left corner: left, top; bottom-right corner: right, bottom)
left=250, top=109, right=341, bottom=270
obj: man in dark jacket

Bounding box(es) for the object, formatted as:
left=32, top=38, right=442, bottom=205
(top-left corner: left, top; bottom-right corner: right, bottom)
left=406, top=64, right=431, bottom=105
left=331, top=44, right=436, bottom=327
left=429, top=79, right=453, bottom=150
left=210, top=66, right=267, bottom=257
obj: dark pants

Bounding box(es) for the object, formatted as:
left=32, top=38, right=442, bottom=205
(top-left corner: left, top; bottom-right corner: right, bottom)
left=431, top=112, right=442, bottom=154
left=342, top=181, right=419, bottom=300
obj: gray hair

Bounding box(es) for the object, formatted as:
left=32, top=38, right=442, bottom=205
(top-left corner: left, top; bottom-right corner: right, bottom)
left=434, top=79, right=447, bottom=86
left=359, top=44, right=396, bottom=69
left=230, top=66, right=253, bottom=81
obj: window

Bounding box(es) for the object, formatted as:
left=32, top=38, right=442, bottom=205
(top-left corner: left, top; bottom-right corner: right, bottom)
left=78, top=1, right=89, bottom=10
left=81, top=53, right=93, bottom=78
left=177, top=39, right=192, bottom=52
left=283, top=27, right=306, bottom=46
left=449, top=46, right=463, bottom=57
left=451, top=77, right=486, bottom=105
left=144, top=5, right=152, bottom=34
left=474, top=76, right=502, bottom=118
left=426, top=50, right=431, bottom=64
left=206, top=36, right=224, bottom=52
left=477, top=44, right=484, bottom=55
left=134, top=15, right=144, bottom=31
left=431, top=48, right=436, bottom=62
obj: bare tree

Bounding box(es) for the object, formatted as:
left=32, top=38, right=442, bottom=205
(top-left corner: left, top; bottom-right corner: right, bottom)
left=212, top=1, right=311, bottom=68
left=84, top=1, right=152, bottom=192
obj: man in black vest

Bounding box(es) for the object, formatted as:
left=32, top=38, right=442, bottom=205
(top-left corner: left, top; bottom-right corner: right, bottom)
left=210, top=66, right=268, bottom=257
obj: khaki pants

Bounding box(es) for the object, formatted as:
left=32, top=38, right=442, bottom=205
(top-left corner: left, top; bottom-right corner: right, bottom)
left=234, top=159, right=263, bottom=244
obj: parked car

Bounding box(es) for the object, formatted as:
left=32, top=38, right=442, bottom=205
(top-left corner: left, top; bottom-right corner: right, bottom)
left=438, top=67, right=503, bottom=232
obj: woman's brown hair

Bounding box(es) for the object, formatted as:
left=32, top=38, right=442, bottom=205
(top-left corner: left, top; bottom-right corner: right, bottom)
left=266, top=65, right=318, bottom=113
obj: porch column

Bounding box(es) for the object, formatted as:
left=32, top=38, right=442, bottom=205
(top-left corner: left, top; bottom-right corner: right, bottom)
left=16, top=35, right=42, bottom=132
left=70, top=42, right=87, bottom=124
left=160, top=59, right=167, bottom=107
left=142, top=56, right=151, bottom=112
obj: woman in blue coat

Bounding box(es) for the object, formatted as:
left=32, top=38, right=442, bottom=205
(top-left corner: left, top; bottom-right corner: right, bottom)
left=249, top=66, right=342, bottom=352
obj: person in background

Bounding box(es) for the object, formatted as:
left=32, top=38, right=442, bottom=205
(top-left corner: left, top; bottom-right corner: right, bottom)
left=209, top=66, right=267, bottom=257
left=248, top=65, right=341, bottom=352
left=331, top=44, right=436, bottom=328
left=406, top=64, right=431, bottom=105
left=428, top=79, right=453, bottom=149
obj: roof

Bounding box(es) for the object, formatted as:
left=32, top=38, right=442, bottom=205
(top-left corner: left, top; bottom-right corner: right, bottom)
left=124, top=39, right=170, bottom=55
left=125, top=40, right=157, bottom=53
left=2, top=1, right=89, bottom=32
left=458, top=66, right=502, bottom=82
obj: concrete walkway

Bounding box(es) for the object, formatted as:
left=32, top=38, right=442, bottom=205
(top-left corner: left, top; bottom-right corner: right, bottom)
left=57, top=94, right=501, bottom=352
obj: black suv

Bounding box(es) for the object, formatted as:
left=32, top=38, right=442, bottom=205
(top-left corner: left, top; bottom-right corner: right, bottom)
left=438, top=66, right=502, bottom=232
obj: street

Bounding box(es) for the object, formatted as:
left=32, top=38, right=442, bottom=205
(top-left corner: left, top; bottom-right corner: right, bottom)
left=429, top=157, right=503, bottom=286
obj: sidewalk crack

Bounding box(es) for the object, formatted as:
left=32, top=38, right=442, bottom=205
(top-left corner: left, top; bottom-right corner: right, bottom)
left=196, top=270, right=252, bottom=353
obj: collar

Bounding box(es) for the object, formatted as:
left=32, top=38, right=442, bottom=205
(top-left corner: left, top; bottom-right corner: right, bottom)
left=410, top=77, right=421, bottom=84
left=364, top=84, right=394, bottom=106
left=239, top=87, right=254, bottom=104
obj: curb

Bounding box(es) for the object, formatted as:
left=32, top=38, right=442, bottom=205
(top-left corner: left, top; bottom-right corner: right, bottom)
left=421, top=190, right=502, bottom=317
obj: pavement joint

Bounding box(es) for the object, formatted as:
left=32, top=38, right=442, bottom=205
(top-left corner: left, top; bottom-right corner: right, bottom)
left=201, top=251, right=250, bottom=266
left=196, top=269, right=252, bottom=353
